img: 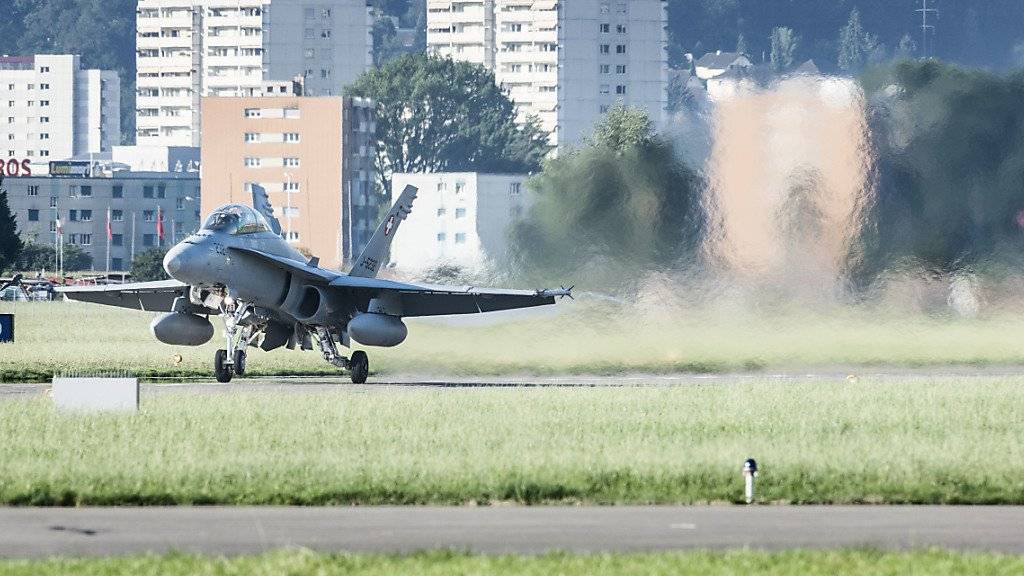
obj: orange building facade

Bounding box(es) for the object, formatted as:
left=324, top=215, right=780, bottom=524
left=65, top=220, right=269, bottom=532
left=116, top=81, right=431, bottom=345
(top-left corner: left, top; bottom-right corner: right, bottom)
left=200, top=94, right=377, bottom=269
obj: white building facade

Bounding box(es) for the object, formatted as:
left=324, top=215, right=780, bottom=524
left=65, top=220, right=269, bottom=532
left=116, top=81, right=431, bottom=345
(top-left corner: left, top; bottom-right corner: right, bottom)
left=427, top=0, right=668, bottom=149
left=136, top=0, right=372, bottom=147
left=0, top=55, right=120, bottom=172
left=390, top=172, right=531, bottom=274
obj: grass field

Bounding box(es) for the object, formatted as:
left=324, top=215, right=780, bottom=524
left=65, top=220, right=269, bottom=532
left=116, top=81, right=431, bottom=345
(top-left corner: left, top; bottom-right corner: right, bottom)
left=3, top=549, right=1023, bottom=576
left=5, top=300, right=1024, bottom=382
left=2, top=377, right=1023, bottom=505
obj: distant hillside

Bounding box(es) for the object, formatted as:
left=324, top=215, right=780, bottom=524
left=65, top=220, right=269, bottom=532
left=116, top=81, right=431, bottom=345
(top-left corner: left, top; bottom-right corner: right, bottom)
left=667, top=0, right=1024, bottom=71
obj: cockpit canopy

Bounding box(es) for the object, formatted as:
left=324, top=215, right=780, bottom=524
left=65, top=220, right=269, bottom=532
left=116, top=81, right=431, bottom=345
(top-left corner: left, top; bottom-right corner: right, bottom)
left=201, top=204, right=272, bottom=235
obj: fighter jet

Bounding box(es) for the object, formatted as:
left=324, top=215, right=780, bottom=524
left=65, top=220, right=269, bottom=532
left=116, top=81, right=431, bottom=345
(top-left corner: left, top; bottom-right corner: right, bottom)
left=59, top=186, right=571, bottom=383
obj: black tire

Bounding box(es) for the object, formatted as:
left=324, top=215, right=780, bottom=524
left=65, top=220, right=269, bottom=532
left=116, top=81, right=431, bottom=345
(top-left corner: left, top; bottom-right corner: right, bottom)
left=233, top=349, right=247, bottom=377
left=350, top=350, right=369, bottom=384
left=214, top=349, right=233, bottom=383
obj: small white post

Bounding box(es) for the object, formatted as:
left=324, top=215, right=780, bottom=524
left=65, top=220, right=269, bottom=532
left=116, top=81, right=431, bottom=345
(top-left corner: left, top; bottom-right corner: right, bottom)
left=743, top=458, right=758, bottom=504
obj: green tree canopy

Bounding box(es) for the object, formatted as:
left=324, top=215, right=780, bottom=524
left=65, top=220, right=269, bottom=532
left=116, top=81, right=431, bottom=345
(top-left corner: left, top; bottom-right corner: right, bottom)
left=346, top=53, right=550, bottom=191
left=510, top=104, right=705, bottom=290
left=854, top=61, right=1024, bottom=281
left=769, top=27, right=798, bottom=72
left=837, top=8, right=867, bottom=73
left=14, top=242, right=92, bottom=273
left=0, top=177, right=23, bottom=273
left=131, top=248, right=169, bottom=282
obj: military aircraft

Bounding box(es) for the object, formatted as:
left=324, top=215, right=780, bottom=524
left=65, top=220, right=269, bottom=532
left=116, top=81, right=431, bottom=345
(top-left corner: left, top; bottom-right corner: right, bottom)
left=59, top=185, right=571, bottom=383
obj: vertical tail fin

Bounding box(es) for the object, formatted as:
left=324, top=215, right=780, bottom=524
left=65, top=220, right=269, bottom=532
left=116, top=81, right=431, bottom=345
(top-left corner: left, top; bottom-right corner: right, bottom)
left=349, top=185, right=418, bottom=278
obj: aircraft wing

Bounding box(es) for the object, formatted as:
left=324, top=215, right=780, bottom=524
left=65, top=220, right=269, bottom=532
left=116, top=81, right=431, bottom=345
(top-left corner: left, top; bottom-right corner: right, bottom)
left=229, top=245, right=566, bottom=317
left=57, top=279, right=188, bottom=312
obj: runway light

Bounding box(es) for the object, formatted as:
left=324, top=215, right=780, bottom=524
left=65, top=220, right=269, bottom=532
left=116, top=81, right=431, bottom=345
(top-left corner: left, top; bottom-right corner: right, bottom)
left=743, top=458, right=758, bottom=504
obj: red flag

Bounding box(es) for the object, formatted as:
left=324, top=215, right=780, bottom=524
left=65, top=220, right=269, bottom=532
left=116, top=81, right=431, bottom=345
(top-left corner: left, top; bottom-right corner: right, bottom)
left=106, top=207, right=112, bottom=241
left=156, top=205, right=164, bottom=242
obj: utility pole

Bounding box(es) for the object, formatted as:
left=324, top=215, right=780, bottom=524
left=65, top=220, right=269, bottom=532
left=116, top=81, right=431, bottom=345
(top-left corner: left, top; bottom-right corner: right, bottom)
left=916, top=0, right=938, bottom=59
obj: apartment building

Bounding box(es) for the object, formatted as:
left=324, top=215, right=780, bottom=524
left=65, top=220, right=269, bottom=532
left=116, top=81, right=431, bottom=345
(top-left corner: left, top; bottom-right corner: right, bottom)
left=0, top=55, right=120, bottom=172
left=389, top=172, right=531, bottom=274
left=200, top=93, right=377, bottom=269
left=427, top=0, right=668, bottom=149
left=136, top=0, right=372, bottom=147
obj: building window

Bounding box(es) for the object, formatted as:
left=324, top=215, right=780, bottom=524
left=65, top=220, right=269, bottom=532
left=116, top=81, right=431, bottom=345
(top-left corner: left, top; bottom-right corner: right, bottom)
left=510, top=182, right=522, bottom=196
left=616, top=85, right=627, bottom=95
left=112, top=233, right=123, bottom=247
left=39, top=67, right=50, bottom=73
left=616, top=65, right=627, bottom=74
left=143, top=234, right=155, bottom=246
left=143, top=185, right=154, bottom=198
left=455, top=233, right=466, bottom=244
left=304, top=48, right=315, bottom=59
left=27, top=185, right=39, bottom=196
left=157, top=185, right=166, bottom=199
left=244, top=108, right=261, bottom=118
left=437, top=208, right=446, bottom=217
left=600, top=44, right=610, bottom=54
left=437, top=233, right=446, bottom=242
left=69, top=210, right=78, bottom=222
left=143, top=210, right=155, bottom=222
left=176, top=197, right=184, bottom=210
left=283, top=181, right=300, bottom=192
left=28, top=209, right=39, bottom=221
left=244, top=157, right=261, bottom=168
left=616, top=24, right=627, bottom=33
left=455, top=208, right=467, bottom=218
left=80, top=185, right=92, bottom=197
left=244, top=132, right=261, bottom=143
left=80, top=209, right=93, bottom=222
left=112, top=209, right=123, bottom=221
left=283, top=132, right=300, bottom=143
left=286, top=231, right=300, bottom=242
left=80, top=234, right=92, bottom=246
left=40, top=117, right=49, bottom=123
left=616, top=45, right=627, bottom=54
left=600, top=23, right=610, bottom=33
left=49, top=197, right=57, bottom=207
left=112, top=185, right=123, bottom=198
left=68, top=234, right=78, bottom=245
left=112, top=257, right=123, bottom=270
left=40, top=83, right=49, bottom=90
left=600, top=84, right=610, bottom=94
left=600, top=64, right=610, bottom=74
left=39, top=100, right=49, bottom=107
left=283, top=158, right=300, bottom=167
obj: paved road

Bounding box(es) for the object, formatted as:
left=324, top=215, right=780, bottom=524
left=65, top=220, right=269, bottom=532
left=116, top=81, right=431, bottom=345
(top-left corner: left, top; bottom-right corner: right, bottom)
left=2, top=506, right=1024, bottom=557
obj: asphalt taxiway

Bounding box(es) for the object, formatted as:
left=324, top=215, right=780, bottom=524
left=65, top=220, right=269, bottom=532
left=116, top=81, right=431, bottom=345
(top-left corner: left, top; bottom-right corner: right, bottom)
left=2, top=506, right=1023, bottom=557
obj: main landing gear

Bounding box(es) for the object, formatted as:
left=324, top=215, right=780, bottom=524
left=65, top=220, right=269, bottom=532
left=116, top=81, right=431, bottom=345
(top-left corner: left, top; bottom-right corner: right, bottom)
left=314, top=327, right=370, bottom=384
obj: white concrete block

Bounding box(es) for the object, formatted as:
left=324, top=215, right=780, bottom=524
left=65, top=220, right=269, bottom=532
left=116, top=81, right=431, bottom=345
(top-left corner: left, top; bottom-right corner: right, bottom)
left=52, top=378, right=139, bottom=412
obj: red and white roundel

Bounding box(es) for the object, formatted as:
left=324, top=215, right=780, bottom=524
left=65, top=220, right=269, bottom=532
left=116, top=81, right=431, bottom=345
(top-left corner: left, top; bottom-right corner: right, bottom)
left=384, top=214, right=396, bottom=236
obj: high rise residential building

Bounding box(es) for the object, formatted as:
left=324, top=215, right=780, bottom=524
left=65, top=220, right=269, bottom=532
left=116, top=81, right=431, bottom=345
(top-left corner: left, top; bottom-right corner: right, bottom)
left=390, top=172, right=531, bottom=274
left=427, top=0, right=668, bottom=149
left=136, top=0, right=373, bottom=147
left=0, top=55, right=120, bottom=172
left=200, top=91, right=378, bottom=269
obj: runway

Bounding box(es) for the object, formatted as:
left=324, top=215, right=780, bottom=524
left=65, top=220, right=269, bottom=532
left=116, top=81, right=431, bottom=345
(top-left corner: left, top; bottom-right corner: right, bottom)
left=5, top=366, right=1024, bottom=398
left=2, top=506, right=1024, bottom=557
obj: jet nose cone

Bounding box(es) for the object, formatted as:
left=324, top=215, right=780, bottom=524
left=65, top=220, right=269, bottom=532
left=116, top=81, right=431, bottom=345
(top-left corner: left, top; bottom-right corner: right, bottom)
left=163, top=243, right=200, bottom=283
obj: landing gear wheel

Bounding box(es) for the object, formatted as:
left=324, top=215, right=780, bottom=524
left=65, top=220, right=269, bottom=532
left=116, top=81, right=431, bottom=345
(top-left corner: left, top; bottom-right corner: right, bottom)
left=349, top=351, right=369, bottom=384
left=233, top=349, right=247, bottom=377
left=214, top=349, right=233, bottom=383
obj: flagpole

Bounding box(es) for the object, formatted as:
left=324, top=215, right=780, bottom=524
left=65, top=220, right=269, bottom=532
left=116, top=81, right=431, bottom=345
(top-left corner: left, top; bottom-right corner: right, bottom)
left=105, top=206, right=111, bottom=276
left=53, top=208, right=58, bottom=273
left=131, top=211, right=136, bottom=276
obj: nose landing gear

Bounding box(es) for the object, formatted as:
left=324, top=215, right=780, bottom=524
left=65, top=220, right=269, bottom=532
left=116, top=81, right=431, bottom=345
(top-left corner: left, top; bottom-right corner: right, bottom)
left=213, top=301, right=260, bottom=383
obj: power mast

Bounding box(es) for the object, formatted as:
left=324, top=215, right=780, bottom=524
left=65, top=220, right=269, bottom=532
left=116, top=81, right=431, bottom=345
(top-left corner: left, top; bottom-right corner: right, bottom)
left=916, top=0, right=938, bottom=59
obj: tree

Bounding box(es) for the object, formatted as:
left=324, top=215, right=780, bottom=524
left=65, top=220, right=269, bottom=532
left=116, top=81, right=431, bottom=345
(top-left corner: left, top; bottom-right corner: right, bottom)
left=346, top=54, right=551, bottom=192
left=510, top=105, right=705, bottom=290
left=896, top=33, right=918, bottom=59
left=0, top=177, right=23, bottom=273
left=14, top=242, right=92, bottom=273
left=769, top=26, right=798, bottom=72
left=735, top=33, right=748, bottom=55
left=131, top=248, right=169, bottom=282
left=837, top=8, right=866, bottom=73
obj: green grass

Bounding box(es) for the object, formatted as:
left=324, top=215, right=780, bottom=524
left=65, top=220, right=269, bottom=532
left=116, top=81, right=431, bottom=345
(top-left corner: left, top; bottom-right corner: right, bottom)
left=2, top=549, right=1023, bottom=576
left=2, top=378, right=1023, bottom=505
left=6, top=300, right=1024, bottom=382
